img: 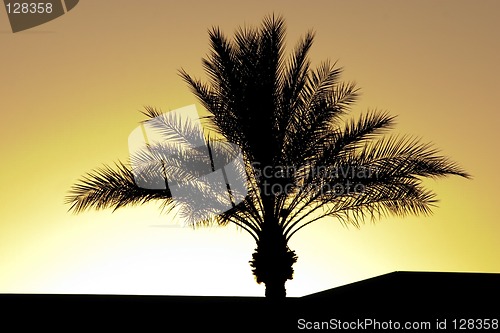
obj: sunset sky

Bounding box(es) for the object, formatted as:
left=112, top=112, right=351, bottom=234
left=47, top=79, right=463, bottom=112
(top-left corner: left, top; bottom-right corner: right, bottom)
left=1, top=0, right=498, bottom=297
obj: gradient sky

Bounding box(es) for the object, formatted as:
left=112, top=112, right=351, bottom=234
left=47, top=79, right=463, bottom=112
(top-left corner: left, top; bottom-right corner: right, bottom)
left=1, top=0, right=498, bottom=297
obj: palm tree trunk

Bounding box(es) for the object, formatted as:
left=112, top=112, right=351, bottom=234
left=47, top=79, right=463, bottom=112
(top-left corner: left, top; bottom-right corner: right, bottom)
left=264, top=278, right=287, bottom=298
left=250, top=219, right=297, bottom=299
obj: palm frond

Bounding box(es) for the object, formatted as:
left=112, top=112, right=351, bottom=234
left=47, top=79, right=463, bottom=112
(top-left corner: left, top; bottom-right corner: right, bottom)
left=279, top=30, right=315, bottom=114
left=140, top=106, right=163, bottom=119
left=282, top=78, right=361, bottom=167
left=355, top=135, right=471, bottom=179
left=66, top=162, right=172, bottom=214
left=282, top=132, right=470, bottom=239
left=143, top=108, right=206, bottom=148
left=285, top=181, right=437, bottom=240
left=317, top=110, right=397, bottom=161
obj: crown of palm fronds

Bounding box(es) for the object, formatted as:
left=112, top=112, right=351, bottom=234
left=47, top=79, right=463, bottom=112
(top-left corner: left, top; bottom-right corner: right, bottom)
left=67, top=15, right=469, bottom=243
left=178, top=15, right=470, bottom=240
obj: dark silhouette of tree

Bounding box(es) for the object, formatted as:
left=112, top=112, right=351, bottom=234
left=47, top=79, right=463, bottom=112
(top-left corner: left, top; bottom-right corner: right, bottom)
left=67, top=15, right=470, bottom=299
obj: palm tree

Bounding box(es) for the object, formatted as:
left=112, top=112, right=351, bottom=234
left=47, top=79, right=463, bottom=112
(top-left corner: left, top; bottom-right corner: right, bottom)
left=67, top=15, right=469, bottom=299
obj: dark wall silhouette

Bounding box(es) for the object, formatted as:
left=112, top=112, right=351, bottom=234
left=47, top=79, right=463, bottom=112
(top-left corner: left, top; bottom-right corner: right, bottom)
left=2, top=272, right=498, bottom=331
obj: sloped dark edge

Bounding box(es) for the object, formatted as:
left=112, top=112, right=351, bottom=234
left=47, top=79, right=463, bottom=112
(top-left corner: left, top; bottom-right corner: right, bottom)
left=1, top=271, right=498, bottom=331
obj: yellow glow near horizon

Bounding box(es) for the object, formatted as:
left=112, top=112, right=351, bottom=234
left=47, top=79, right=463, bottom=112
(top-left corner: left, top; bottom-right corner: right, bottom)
left=1, top=1, right=499, bottom=297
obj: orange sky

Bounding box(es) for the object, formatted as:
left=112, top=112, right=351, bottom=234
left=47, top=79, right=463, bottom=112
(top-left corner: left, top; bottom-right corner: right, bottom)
left=1, top=0, right=498, bottom=297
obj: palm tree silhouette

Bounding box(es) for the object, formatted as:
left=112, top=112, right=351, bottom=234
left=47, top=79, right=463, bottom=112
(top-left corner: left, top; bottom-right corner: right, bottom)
left=67, top=15, right=469, bottom=299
